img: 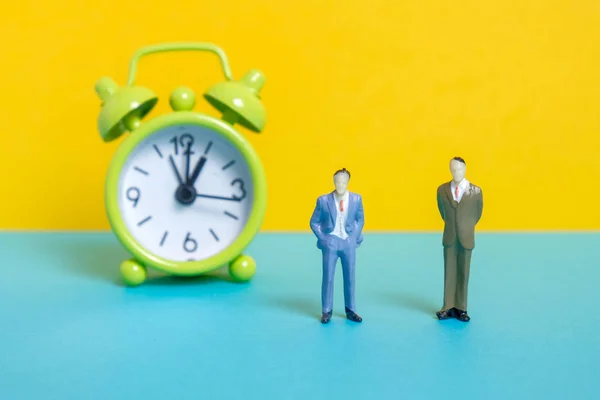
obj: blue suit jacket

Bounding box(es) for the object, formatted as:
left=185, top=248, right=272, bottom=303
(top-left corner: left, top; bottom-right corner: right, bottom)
left=310, top=191, right=364, bottom=249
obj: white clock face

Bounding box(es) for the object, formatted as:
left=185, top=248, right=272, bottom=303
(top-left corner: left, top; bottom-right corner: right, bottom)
left=117, top=124, right=254, bottom=262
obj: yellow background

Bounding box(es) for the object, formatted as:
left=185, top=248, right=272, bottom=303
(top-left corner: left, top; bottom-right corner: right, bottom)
left=1, top=1, right=599, bottom=231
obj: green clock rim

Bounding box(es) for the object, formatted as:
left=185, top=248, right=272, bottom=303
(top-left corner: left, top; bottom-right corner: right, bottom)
left=104, top=111, right=267, bottom=275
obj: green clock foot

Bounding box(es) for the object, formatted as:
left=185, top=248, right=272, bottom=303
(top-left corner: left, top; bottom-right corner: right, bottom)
left=120, top=259, right=147, bottom=286
left=228, top=255, right=256, bottom=282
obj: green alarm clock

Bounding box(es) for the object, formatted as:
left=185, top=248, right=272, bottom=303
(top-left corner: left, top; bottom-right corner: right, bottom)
left=94, top=42, right=267, bottom=286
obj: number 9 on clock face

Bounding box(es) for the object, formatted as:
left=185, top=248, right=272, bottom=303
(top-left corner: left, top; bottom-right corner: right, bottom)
left=116, top=124, right=255, bottom=263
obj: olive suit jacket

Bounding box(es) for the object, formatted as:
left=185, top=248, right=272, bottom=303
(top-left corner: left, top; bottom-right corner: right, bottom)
left=436, top=181, right=483, bottom=250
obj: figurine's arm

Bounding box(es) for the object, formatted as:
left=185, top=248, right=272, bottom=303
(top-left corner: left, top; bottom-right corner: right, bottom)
left=355, top=196, right=365, bottom=236
left=476, top=190, right=483, bottom=223
left=310, top=197, right=325, bottom=240
left=437, top=191, right=445, bottom=220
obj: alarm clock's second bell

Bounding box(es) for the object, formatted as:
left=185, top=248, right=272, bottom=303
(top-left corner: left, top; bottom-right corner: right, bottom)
left=203, top=69, right=266, bottom=133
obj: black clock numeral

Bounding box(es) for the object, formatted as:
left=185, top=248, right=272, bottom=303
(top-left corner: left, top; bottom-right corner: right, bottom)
left=126, top=187, right=140, bottom=207
left=231, top=179, right=247, bottom=201
left=183, top=232, right=198, bottom=253
left=169, top=136, right=178, bottom=155
left=180, top=134, right=194, bottom=150
left=169, top=133, right=194, bottom=155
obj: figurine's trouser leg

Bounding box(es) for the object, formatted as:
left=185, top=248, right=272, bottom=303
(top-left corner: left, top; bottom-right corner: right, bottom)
left=442, top=245, right=456, bottom=310
left=455, top=244, right=472, bottom=311
left=322, top=238, right=339, bottom=313
left=340, top=239, right=356, bottom=312
left=443, top=242, right=472, bottom=311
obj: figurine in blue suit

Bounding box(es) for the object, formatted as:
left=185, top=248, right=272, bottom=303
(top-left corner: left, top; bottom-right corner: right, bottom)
left=310, top=168, right=364, bottom=324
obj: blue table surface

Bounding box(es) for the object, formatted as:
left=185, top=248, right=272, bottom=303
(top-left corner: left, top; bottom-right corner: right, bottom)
left=0, top=232, right=598, bottom=399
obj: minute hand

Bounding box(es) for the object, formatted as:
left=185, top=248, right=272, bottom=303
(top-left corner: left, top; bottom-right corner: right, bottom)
left=196, top=194, right=242, bottom=201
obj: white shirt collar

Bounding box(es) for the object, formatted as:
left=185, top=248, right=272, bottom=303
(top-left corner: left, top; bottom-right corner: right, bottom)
left=451, top=178, right=470, bottom=190
left=334, top=191, right=349, bottom=201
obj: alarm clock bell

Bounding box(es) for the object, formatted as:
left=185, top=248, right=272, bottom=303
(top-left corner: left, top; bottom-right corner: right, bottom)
left=94, top=43, right=266, bottom=143
left=94, top=77, right=158, bottom=142
left=203, top=69, right=266, bottom=133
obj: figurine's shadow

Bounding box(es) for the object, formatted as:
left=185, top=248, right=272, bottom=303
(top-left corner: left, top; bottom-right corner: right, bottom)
left=379, top=291, right=439, bottom=316
left=267, top=296, right=319, bottom=319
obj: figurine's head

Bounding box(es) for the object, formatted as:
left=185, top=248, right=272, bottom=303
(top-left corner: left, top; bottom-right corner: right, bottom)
left=449, top=157, right=466, bottom=183
left=333, top=168, right=351, bottom=196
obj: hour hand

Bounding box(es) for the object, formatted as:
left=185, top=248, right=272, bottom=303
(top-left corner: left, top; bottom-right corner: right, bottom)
left=188, top=156, right=207, bottom=185
left=196, top=193, right=242, bottom=201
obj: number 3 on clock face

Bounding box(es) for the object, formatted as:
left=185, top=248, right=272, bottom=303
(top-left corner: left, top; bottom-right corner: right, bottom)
left=115, top=123, right=256, bottom=263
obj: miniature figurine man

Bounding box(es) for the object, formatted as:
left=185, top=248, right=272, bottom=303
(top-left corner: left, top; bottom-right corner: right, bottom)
left=310, top=168, right=364, bottom=324
left=436, top=157, right=483, bottom=322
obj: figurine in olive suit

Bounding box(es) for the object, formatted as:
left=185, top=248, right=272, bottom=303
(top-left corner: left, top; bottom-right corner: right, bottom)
left=436, top=157, right=483, bottom=322
left=310, top=168, right=364, bottom=324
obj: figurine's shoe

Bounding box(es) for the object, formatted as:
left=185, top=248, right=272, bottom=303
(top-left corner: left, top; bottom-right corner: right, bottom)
left=455, top=309, right=470, bottom=322
left=321, top=311, right=332, bottom=324
left=436, top=308, right=455, bottom=320
left=345, top=307, right=362, bottom=323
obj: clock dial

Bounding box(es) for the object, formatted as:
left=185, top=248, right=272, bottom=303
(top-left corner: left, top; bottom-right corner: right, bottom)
left=117, top=124, right=254, bottom=262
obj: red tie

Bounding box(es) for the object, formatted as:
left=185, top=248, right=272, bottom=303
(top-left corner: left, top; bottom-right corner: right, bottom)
left=455, top=185, right=459, bottom=199
left=340, top=199, right=344, bottom=211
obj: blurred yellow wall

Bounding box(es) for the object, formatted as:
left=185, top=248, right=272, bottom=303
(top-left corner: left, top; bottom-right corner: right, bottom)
left=1, top=1, right=599, bottom=231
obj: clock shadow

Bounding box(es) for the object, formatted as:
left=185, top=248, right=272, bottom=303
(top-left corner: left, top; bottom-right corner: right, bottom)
left=55, top=235, right=239, bottom=287
left=144, top=268, right=238, bottom=286
left=51, top=236, right=127, bottom=285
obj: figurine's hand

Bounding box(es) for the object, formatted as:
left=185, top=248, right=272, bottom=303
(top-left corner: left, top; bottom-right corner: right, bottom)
left=317, top=236, right=329, bottom=249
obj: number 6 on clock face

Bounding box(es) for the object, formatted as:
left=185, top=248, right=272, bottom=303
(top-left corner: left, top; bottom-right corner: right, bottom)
left=115, top=122, right=257, bottom=263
